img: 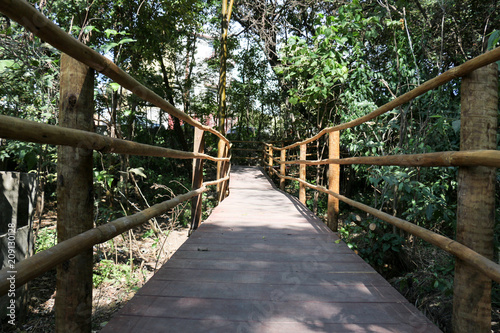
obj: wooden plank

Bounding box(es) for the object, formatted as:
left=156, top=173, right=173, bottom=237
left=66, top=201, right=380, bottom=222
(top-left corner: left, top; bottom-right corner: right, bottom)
left=101, top=166, right=441, bottom=333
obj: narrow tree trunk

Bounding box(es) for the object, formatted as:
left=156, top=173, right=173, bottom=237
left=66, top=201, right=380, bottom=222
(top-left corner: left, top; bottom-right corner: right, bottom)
left=217, top=0, right=234, bottom=135
left=452, top=63, right=497, bottom=333
left=55, top=54, right=94, bottom=333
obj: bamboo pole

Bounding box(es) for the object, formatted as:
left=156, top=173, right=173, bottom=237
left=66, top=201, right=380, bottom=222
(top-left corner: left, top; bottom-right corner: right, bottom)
left=0, top=184, right=220, bottom=296
left=190, top=128, right=205, bottom=231
left=275, top=46, right=500, bottom=152
left=272, top=150, right=500, bottom=168
left=219, top=143, right=231, bottom=202
left=299, top=144, right=306, bottom=204
left=452, top=63, right=498, bottom=333
left=216, top=139, right=225, bottom=200
left=0, top=115, right=228, bottom=162
left=280, top=149, right=286, bottom=190
left=0, top=0, right=228, bottom=144
left=327, top=132, right=340, bottom=231
left=55, top=54, right=94, bottom=333
left=268, top=144, right=274, bottom=174
left=274, top=172, right=500, bottom=284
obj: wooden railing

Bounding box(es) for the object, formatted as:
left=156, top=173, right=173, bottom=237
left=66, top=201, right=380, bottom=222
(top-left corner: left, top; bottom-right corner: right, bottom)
left=261, top=49, right=500, bottom=332
left=0, top=0, right=230, bottom=331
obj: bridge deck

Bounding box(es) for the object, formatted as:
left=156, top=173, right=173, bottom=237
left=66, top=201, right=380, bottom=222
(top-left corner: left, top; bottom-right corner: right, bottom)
left=101, top=166, right=441, bottom=332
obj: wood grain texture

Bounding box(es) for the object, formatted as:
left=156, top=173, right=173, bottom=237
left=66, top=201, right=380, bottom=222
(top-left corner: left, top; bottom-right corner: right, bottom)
left=101, top=166, right=441, bottom=333
left=452, top=63, right=498, bottom=333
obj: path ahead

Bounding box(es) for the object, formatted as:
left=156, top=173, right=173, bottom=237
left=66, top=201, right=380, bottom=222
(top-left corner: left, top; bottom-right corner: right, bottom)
left=102, top=166, right=441, bottom=332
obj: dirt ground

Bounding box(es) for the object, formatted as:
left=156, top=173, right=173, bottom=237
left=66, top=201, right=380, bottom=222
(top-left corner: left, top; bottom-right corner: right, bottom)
left=0, top=214, right=190, bottom=333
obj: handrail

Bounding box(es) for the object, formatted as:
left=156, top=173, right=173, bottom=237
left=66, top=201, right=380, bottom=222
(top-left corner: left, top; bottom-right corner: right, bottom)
left=0, top=0, right=232, bottom=315
left=0, top=177, right=229, bottom=296
left=259, top=52, right=499, bottom=331
left=275, top=46, right=500, bottom=151
left=0, top=0, right=229, bottom=145
left=275, top=150, right=500, bottom=168
left=268, top=168, right=500, bottom=283
left=0, top=115, right=229, bottom=162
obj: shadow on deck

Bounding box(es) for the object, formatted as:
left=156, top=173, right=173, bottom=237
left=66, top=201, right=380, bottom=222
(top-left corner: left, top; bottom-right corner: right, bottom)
left=101, top=166, right=441, bottom=333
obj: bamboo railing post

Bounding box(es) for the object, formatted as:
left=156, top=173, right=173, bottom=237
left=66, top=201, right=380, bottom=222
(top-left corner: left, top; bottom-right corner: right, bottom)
left=452, top=63, right=498, bottom=333
left=55, top=54, right=94, bottom=333
left=216, top=138, right=224, bottom=201
left=280, top=148, right=286, bottom=190
left=327, top=131, right=340, bottom=231
left=218, top=142, right=230, bottom=202
left=299, top=144, right=307, bottom=204
left=268, top=144, right=274, bottom=174
left=191, top=128, right=205, bottom=231
left=191, top=127, right=207, bottom=231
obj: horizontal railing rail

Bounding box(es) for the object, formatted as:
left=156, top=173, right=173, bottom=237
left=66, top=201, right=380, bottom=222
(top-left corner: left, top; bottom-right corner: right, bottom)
left=261, top=48, right=500, bottom=332
left=0, top=0, right=229, bottom=145
left=0, top=3, right=232, bottom=331
left=0, top=115, right=229, bottom=162
left=0, top=177, right=228, bottom=296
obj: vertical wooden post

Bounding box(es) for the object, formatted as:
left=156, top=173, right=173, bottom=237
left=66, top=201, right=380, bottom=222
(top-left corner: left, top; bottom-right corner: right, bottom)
left=56, top=54, right=94, bottom=333
left=327, top=131, right=340, bottom=231
left=218, top=142, right=230, bottom=202
left=261, top=144, right=266, bottom=167
left=268, top=144, right=273, bottom=173
left=216, top=139, right=224, bottom=201
left=452, top=63, right=497, bottom=333
left=191, top=128, right=205, bottom=230
left=299, top=144, right=306, bottom=204
left=280, top=148, right=286, bottom=190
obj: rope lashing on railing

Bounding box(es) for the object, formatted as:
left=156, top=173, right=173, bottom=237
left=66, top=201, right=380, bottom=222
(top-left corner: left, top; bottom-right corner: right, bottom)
left=0, top=176, right=229, bottom=296
left=273, top=150, right=500, bottom=168
left=0, top=0, right=229, bottom=145
left=274, top=46, right=500, bottom=151
left=0, top=115, right=229, bottom=162
left=267, top=167, right=500, bottom=284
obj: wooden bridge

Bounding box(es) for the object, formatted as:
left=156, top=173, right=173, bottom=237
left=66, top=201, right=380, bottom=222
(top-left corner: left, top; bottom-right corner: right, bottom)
left=1, top=1, right=500, bottom=332
left=101, top=166, right=440, bottom=332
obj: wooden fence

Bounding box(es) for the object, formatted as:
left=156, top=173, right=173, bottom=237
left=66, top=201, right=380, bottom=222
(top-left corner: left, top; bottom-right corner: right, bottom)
left=0, top=0, right=230, bottom=331
left=260, top=51, right=500, bottom=332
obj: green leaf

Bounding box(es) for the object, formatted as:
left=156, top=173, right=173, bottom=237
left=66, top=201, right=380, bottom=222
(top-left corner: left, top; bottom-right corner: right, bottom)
left=0, top=60, right=16, bottom=72
left=487, top=30, right=500, bottom=51
left=105, top=29, right=118, bottom=38
left=110, top=82, right=120, bottom=92
left=118, top=38, right=137, bottom=45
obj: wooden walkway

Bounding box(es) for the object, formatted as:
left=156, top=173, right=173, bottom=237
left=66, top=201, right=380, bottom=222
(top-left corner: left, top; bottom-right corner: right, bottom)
left=101, top=166, right=441, bottom=332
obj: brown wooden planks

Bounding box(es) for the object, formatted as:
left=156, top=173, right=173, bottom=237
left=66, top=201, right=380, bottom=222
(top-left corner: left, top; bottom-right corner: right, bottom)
left=101, top=166, right=441, bottom=333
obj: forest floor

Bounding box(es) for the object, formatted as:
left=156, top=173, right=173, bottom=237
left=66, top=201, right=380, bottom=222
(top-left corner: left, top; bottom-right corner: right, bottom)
left=0, top=211, right=190, bottom=333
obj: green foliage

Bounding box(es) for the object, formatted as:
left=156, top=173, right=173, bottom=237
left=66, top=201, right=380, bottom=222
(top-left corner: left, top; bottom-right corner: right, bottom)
left=93, top=259, right=140, bottom=290
left=35, top=227, right=57, bottom=253
left=279, top=1, right=382, bottom=129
